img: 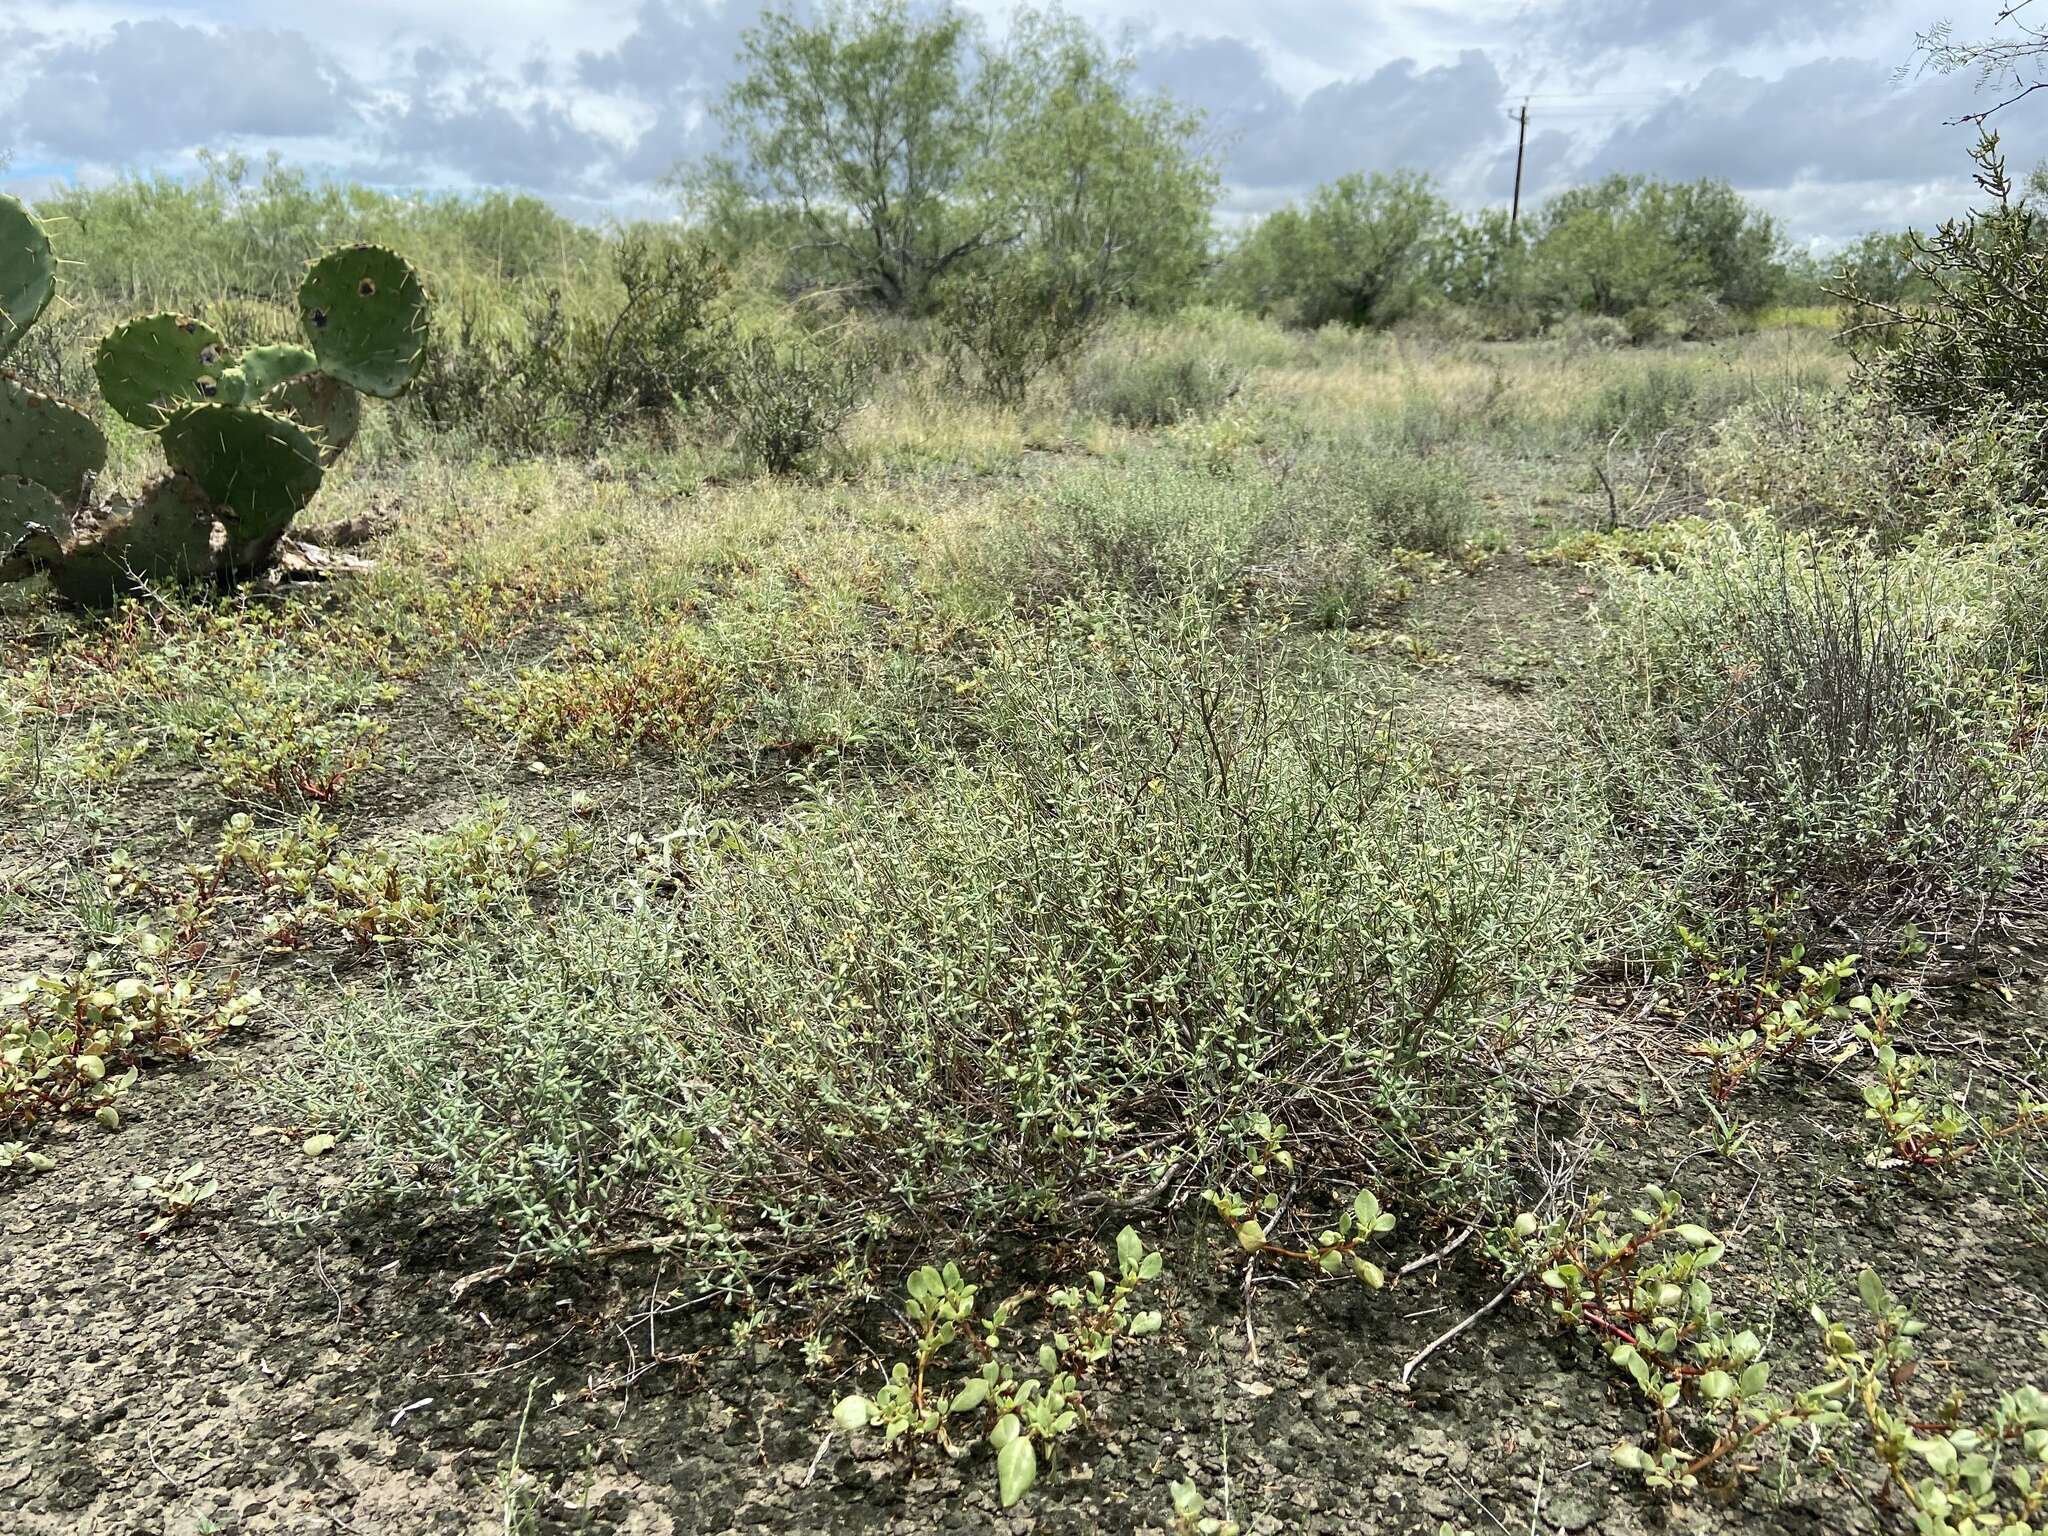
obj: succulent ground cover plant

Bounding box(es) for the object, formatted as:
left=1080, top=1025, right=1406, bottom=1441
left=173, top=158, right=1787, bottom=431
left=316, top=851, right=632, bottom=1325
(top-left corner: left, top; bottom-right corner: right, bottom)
left=0, top=192, right=428, bottom=604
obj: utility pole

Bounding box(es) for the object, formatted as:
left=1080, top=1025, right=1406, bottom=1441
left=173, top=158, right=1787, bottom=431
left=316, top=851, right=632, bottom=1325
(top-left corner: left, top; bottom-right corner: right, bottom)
left=1510, top=100, right=1529, bottom=232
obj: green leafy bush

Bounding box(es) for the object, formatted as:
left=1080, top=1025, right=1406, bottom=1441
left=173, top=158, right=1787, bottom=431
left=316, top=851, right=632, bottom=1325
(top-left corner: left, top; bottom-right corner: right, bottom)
left=717, top=334, right=874, bottom=473
left=1217, top=171, right=1454, bottom=329
left=291, top=609, right=1593, bottom=1276
left=1068, top=332, right=1243, bottom=427
left=1695, top=390, right=2043, bottom=540
left=1572, top=521, right=2042, bottom=944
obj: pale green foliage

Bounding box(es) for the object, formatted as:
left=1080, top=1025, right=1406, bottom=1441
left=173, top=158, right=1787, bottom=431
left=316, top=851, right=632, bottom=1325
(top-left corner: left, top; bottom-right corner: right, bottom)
left=1067, top=330, right=1243, bottom=427
left=831, top=1229, right=1165, bottom=1508
left=1296, top=445, right=1481, bottom=555
left=996, top=454, right=1387, bottom=622
left=1221, top=171, right=1454, bottom=329
left=1573, top=520, right=2042, bottom=941
left=29, top=154, right=603, bottom=312
left=1222, top=171, right=1783, bottom=334
left=981, top=9, right=1215, bottom=314
left=1695, top=390, right=2043, bottom=539
left=292, top=609, right=1594, bottom=1270
left=1533, top=176, right=1781, bottom=325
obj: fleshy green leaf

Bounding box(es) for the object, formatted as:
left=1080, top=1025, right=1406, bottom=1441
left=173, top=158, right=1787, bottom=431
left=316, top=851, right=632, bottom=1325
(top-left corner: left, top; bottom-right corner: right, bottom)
left=996, top=1433, right=1037, bottom=1507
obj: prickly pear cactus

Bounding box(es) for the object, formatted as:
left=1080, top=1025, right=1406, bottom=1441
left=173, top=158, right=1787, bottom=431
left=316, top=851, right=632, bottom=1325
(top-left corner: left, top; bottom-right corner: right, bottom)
left=1, top=475, right=72, bottom=582
left=160, top=405, right=323, bottom=573
left=225, top=343, right=319, bottom=404
left=299, top=246, right=430, bottom=397
left=94, top=314, right=234, bottom=426
left=0, top=376, right=107, bottom=501
left=0, top=215, right=430, bottom=605
left=0, top=195, right=55, bottom=358
left=264, top=371, right=361, bottom=465
left=44, top=476, right=219, bottom=608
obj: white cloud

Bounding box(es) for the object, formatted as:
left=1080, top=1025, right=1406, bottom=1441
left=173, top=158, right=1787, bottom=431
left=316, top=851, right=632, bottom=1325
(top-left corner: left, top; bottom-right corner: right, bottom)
left=1, top=0, right=2037, bottom=240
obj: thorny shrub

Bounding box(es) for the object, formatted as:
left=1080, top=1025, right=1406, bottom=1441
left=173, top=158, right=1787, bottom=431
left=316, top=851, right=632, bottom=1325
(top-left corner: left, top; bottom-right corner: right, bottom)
left=716, top=335, right=875, bottom=475
left=413, top=233, right=733, bottom=454
left=1840, top=132, right=2048, bottom=460
left=1286, top=444, right=1482, bottom=556
left=938, top=265, right=1106, bottom=407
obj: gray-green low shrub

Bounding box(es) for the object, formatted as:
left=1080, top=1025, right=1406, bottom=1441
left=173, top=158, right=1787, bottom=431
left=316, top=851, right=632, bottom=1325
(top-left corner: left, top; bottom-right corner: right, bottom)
left=290, top=608, right=1597, bottom=1282
left=1069, top=334, right=1244, bottom=428
left=1572, top=519, right=2042, bottom=946
left=1293, top=446, right=1481, bottom=554
left=1694, top=390, right=2044, bottom=541
left=992, top=456, right=1390, bottom=625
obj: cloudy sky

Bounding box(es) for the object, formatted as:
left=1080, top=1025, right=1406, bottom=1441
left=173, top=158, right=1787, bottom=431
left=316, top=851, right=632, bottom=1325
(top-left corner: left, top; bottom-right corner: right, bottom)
left=0, top=0, right=2031, bottom=245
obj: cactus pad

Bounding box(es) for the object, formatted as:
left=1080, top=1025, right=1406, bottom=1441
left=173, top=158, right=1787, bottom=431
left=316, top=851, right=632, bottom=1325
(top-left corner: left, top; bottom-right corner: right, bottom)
left=160, top=404, right=322, bottom=535
left=299, top=245, right=429, bottom=398
left=0, top=476, right=74, bottom=582
left=94, top=313, right=234, bottom=426
left=0, top=376, right=107, bottom=501
left=223, top=343, right=319, bottom=404
left=263, top=371, right=362, bottom=465
left=44, top=475, right=220, bottom=606
left=0, top=194, right=56, bottom=358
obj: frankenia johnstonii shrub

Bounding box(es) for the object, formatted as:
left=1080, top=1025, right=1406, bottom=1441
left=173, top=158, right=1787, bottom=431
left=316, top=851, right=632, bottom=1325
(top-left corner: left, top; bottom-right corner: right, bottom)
left=293, top=607, right=1595, bottom=1278
left=0, top=192, right=431, bottom=605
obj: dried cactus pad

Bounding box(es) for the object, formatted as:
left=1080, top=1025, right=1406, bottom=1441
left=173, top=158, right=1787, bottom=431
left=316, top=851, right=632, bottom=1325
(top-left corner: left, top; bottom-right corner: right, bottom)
left=160, top=404, right=322, bottom=532
left=45, top=474, right=219, bottom=607
left=0, top=194, right=55, bottom=358
left=224, top=343, right=319, bottom=405
left=263, top=371, right=362, bottom=465
left=0, top=475, right=74, bottom=581
left=94, top=313, right=234, bottom=427
left=0, top=376, right=107, bottom=500
left=299, top=245, right=429, bottom=398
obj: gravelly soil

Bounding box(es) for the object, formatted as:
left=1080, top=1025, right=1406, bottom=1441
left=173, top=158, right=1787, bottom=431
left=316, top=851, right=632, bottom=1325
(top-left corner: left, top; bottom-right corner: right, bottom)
left=5, top=975, right=2043, bottom=1536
